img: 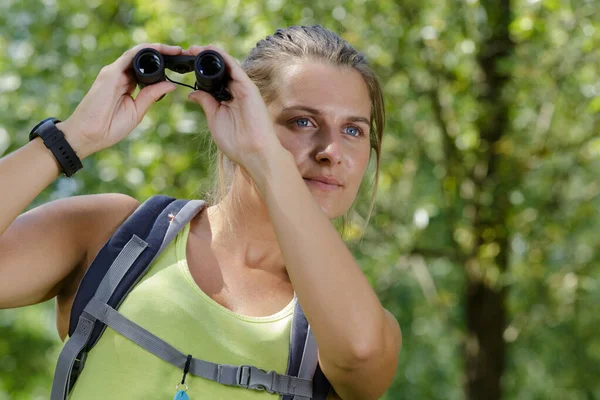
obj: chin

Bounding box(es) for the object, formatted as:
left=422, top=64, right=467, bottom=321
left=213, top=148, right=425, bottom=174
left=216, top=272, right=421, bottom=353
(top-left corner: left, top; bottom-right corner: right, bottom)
left=314, top=201, right=344, bottom=220
left=306, top=188, right=347, bottom=219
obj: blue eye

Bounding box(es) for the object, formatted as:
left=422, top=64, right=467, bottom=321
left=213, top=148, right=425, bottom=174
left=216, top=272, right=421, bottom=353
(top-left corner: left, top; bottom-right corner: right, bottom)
left=295, top=118, right=312, bottom=127
left=344, top=126, right=362, bottom=137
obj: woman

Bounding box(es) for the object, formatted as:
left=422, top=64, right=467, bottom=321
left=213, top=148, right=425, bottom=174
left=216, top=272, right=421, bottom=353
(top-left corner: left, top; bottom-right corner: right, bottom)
left=0, top=25, right=401, bottom=399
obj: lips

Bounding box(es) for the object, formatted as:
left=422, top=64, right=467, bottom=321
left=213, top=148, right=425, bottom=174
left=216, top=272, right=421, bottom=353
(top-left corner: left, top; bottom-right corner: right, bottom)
left=303, top=176, right=343, bottom=190
left=305, top=176, right=342, bottom=186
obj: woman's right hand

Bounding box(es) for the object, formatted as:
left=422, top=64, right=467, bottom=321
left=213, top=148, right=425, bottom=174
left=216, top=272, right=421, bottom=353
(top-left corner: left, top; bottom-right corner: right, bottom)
left=57, top=43, right=183, bottom=159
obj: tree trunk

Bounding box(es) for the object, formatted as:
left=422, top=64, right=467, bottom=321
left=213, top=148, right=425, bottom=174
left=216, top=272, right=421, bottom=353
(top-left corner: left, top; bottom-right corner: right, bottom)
left=465, top=280, right=507, bottom=400
left=465, top=1, right=515, bottom=399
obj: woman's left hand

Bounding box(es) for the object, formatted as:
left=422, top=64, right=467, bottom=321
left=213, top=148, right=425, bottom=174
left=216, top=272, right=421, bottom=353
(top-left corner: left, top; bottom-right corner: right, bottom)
left=186, top=45, right=284, bottom=171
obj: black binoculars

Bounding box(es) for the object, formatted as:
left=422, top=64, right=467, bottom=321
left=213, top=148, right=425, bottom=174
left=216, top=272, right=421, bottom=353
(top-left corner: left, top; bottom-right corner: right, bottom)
left=132, top=48, right=232, bottom=101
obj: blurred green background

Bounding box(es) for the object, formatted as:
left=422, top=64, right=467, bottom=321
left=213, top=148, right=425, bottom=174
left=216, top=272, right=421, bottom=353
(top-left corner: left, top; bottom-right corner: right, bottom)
left=1, top=0, right=600, bottom=399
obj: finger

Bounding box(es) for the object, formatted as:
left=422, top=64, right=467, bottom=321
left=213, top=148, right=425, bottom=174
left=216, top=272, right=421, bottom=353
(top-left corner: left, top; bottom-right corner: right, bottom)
left=134, top=81, right=177, bottom=121
left=186, top=45, right=211, bottom=56
left=124, top=69, right=137, bottom=95
left=114, top=43, right=183, bottom=72
left=188, top=90, right=220, bottom=120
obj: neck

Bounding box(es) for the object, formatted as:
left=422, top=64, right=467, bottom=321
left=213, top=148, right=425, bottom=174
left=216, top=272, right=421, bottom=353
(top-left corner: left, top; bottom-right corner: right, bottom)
left=207, top=169, right=288, bottom=277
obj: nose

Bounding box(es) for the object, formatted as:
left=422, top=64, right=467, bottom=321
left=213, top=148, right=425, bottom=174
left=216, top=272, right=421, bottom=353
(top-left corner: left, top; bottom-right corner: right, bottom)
left=314, top=127, right=342, bottom=165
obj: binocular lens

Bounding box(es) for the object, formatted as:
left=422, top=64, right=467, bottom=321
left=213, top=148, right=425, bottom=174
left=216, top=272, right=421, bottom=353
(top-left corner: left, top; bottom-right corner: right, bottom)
left=137, top=52, right=162, bottom=75
left=133, top=47, right=231, bottom=101
left=197, top=54, right=222, bottom=77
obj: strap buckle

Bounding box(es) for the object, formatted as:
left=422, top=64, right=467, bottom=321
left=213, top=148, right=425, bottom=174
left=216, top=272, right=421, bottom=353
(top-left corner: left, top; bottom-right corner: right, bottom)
left=236, top=365, right=275, bottom=393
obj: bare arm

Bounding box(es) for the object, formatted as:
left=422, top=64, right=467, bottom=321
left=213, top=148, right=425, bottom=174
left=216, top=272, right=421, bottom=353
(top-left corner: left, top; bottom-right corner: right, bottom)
left=249, top=149, right=401, bottom=400
left=0, top=191, right=140, bottom=309
left=0, top=42, right=182, bottom=309
left=0, top=132, right=140, bottom=308
left=0, top=131, right=85, bottom=308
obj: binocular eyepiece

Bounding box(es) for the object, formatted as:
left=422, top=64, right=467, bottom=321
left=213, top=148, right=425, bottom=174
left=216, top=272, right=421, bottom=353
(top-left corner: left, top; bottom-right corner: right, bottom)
left=133, top=48, right=232, bottom=101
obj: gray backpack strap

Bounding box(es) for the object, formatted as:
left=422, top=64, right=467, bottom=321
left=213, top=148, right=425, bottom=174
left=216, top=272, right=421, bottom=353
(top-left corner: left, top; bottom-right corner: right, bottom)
left=284, top=300, right=331, bottom=400
left=51, top=313, right=95, bottom=400
left=51, top=234, right=149, bottom=400
left=82, top=297, right=313, bottom=397
left=51, top=199, right=205, bottom=400
left=292, top=326, right=320, bottom=400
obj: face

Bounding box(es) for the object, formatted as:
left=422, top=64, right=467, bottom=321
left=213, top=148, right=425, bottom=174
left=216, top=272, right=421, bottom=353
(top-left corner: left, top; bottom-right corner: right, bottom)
left=267, top=62, right=372, bottom=219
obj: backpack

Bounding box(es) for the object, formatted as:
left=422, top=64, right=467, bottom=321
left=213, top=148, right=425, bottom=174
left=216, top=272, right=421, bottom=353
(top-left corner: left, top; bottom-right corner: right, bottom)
left=50, top=195, right=331, bottom=399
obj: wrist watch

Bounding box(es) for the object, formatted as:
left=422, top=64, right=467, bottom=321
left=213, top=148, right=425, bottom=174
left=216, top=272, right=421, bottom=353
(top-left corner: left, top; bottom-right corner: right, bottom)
left=29, top=117, right=83, bottom=177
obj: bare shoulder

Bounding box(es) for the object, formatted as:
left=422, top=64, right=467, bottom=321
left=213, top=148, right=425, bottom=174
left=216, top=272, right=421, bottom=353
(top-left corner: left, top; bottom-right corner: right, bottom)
left=54, top=193, right=141, bottom=339
left=19, top=192, right=140, bottom=235
left=69, top=193, right=141, bottom=242
left=58, top=192, right=141, bottom=291
left=0, top=193, right=141, bottom=312
left=50, top=192, right=141, bottom=271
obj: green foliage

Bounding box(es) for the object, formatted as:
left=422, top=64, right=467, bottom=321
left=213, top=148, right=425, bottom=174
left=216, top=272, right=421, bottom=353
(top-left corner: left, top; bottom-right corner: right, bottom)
left=1, top=0, right=600, bottom=399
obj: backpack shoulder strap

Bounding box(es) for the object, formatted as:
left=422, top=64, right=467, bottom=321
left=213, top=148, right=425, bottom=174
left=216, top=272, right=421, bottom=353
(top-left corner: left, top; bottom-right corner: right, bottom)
left=284, top=300, right=332, bottom=400
left=52, top=195, right=206, bottom=400
left=67, top=194, right=182, bottom=337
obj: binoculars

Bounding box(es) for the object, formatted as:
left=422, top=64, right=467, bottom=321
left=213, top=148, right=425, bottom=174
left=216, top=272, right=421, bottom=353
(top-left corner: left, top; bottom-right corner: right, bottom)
left=132, top=48, right=232, bottom=101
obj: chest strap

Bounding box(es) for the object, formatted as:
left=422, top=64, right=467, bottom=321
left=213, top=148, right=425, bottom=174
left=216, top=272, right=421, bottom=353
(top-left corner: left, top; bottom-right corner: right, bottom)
left=83, top=297, right=314, bottom=397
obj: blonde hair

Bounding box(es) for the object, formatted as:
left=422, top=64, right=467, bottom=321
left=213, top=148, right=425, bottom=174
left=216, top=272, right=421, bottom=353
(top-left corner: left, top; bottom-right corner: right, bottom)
left=205, top=25, right=385, bottom=236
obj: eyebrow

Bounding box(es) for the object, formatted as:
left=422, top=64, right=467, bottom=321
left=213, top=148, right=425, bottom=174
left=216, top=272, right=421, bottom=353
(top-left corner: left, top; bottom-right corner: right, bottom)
left=281, top=105, right=371, bottom=126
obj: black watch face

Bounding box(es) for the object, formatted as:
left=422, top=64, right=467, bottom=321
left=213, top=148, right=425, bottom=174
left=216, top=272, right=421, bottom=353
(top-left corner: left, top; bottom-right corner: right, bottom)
left=29, top=118, right=61, bottom=140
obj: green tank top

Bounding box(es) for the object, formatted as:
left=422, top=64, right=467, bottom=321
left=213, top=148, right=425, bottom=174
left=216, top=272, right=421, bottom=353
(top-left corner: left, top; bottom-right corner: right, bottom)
left=66, top=221, right=297, bottom=399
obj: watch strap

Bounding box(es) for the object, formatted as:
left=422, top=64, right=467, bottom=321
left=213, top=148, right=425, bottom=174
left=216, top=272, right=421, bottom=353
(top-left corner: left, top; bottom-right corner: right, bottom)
left=29, top=118, right=83, bottom=177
